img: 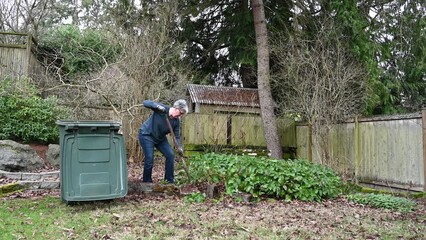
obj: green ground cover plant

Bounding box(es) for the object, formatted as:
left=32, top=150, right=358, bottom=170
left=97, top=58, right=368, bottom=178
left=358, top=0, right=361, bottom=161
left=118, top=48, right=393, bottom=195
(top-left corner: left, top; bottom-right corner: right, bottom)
left=180, top=153, right=342, bottom=201
left=347, top=193, right=417, bottom=212
left=183, top=192, right=206, bottom=203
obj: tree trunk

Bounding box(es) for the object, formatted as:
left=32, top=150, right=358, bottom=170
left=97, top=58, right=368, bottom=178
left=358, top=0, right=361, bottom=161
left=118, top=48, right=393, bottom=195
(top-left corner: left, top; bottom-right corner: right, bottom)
left=251, top=0, right=283, bottom=159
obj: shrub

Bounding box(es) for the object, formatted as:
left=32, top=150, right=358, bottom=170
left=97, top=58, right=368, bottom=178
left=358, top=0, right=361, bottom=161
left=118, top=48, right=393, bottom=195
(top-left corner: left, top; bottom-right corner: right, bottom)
left=39, top=25, right=122, bottom=79
left=183, top=153, right=343, bottom=201
left=347, top=193, right=417, bottom=212
left=0, top=78, right=69, bottom=143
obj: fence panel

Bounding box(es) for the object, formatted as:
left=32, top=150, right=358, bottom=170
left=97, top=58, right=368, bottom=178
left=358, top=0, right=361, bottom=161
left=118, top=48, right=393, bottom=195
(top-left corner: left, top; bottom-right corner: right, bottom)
left=182, top=113, right=296, bottom=148
left=328, top=123, right=357, bottom=177
left=358, top=118, right=423, bottom=190
left=0, top=47, right=28, bottom=79
left=296, top=123, right=356, bottom=175
left=231, top=115, right=265, bottom=146
left=296, top=125, right=309, bottom=159
left=277, top=118, right=297, bottom=148
left=182, top=114, right=228, bottom=145
left=1, top=33, right=46, bottom=81
left=296, top=114, right=424, bottom=191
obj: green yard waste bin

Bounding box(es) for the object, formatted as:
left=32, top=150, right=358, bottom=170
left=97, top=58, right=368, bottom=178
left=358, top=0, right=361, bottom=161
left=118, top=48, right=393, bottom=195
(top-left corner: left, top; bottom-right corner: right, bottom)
left=56, top=120, right=128, bottom=202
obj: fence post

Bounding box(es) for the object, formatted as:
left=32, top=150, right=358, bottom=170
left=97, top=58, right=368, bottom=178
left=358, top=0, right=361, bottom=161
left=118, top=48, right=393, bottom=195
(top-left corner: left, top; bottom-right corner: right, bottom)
left=354, top=116, right=360, bottom=184
left=422, top=109, right=426, bottom=191
left=308, top=124, right=312, bottom=161
left=226, top=115, right=231, bottom=145
left=26, top=34, right=32, bottom=76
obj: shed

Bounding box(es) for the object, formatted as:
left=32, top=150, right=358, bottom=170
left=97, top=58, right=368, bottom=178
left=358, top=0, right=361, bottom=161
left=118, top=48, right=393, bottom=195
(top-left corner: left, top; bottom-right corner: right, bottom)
left=187, top=84, right=260, bottom=114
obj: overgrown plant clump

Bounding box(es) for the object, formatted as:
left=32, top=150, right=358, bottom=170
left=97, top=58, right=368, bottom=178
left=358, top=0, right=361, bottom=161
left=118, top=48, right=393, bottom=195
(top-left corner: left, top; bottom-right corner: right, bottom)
left=0, top=78, right=69, bottom=143
left=347, top=193, right=417, bottom=212
left=183, top=153, right=342, bottom=201
left=39, top=25, right=122, bottom=80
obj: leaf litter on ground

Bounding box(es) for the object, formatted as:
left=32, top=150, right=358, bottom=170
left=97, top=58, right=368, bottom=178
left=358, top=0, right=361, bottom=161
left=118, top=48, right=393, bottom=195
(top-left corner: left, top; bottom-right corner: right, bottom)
left=1, top=157, right=425, bottom=239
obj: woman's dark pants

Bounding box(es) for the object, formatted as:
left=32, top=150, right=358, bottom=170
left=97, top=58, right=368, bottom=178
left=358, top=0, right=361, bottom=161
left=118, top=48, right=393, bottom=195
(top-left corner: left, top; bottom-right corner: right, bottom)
left=139, top=132, right=175, bottom=183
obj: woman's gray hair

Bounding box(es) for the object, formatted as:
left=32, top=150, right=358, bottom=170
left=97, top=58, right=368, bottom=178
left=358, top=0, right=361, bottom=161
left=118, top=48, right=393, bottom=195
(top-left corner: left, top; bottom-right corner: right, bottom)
left=173, top=99, right=189, bottom=114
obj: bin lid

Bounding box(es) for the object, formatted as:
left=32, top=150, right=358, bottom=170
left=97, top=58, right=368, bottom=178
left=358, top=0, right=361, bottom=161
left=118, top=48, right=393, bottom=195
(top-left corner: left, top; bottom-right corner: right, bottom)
left=56, top=120, right=121, bottom=128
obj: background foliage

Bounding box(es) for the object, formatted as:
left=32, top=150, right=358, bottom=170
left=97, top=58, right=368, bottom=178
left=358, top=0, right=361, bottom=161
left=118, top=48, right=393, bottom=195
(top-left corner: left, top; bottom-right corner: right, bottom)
left=0, top=0, right=424, bottom=158
left=39, top=25, right=122, bottom=81
left=0, top=0, right=424, bottom=115
left=0, top=78, right=69, bottom=143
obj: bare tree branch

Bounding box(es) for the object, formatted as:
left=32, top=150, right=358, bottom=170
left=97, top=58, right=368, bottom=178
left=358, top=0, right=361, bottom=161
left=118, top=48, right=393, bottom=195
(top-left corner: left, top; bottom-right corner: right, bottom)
left=271, top=20, right=368, bottom=165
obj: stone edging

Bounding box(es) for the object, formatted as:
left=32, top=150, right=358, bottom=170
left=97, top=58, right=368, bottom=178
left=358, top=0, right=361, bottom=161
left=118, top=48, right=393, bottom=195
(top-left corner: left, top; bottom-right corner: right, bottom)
left=0, top=170, right=60, bottom=191
left=1, top=171, right=210, bottom=197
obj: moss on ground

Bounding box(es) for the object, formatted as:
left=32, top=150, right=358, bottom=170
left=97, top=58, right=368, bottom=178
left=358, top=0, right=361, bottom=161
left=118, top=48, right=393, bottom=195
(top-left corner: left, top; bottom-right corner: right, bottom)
left=0, top=182, right=26, bottom=196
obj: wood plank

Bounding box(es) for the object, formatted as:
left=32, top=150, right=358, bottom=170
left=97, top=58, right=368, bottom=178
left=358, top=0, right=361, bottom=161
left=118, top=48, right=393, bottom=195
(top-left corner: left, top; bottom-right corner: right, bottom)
left=423, top=110, right=426, bottom=191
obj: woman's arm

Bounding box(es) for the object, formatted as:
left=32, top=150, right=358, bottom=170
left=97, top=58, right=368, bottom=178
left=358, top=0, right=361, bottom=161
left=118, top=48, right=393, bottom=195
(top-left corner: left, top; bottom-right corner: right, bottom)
left=143, top=100, right=166, bottom=113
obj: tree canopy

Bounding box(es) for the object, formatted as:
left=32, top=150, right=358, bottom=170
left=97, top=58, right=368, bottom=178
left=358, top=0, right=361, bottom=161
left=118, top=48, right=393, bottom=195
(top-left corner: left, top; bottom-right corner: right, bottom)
left=1, top=0, right=424, bottom=116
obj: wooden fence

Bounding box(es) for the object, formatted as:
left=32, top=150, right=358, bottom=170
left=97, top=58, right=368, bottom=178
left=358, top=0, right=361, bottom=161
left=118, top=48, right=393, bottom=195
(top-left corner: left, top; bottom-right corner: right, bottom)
left=181, top=112, right=425, bottom=192
left=0, top=32, right=44, bottom=81
left=296, top=113, right=425, bottom=191
left=181, top=113, right=296, bottom=156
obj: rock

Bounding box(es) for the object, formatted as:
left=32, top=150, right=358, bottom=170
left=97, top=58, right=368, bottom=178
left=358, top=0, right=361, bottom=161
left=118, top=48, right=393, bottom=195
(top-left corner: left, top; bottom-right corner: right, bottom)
left=233, top=192, right=252, bottom=202
left=0, top=140, right=45, bottom=172
left=46, top=144, right=60, bottom=167
left=18, top=180, right=60, bottom=190
left=206, top=184, right=220, bottom=198
left=127, top=180, right=180, bottom=195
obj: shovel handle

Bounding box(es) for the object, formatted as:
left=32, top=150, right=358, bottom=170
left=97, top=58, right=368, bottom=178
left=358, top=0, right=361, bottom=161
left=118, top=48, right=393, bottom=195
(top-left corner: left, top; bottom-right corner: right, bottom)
left=165, top=117, right=179, bottom=150
left=165, top=117, right=191, bottom=181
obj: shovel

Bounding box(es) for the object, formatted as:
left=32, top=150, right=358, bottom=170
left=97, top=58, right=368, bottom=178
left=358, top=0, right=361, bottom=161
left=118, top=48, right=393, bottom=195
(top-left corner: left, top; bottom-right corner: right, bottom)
left=165, top=117, right=191, bottom=182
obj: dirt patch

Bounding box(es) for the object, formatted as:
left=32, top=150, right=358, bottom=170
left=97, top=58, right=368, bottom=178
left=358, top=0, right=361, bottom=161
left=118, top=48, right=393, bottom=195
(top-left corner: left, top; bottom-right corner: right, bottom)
left=127, top=157, right=171, bottom=182
left=28, top=143, right=48, bottom=160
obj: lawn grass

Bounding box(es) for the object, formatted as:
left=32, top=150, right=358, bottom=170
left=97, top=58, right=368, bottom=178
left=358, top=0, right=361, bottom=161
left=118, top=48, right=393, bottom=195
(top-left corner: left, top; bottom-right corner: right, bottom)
left=1, top=193, right=425, bottom=239
left=0, top=196, right=112, bottom=239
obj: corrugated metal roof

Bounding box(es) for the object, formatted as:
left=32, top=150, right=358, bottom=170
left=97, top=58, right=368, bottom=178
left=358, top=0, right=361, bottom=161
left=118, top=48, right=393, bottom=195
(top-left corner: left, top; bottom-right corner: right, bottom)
left=187, top=84, right=260, bottom=107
